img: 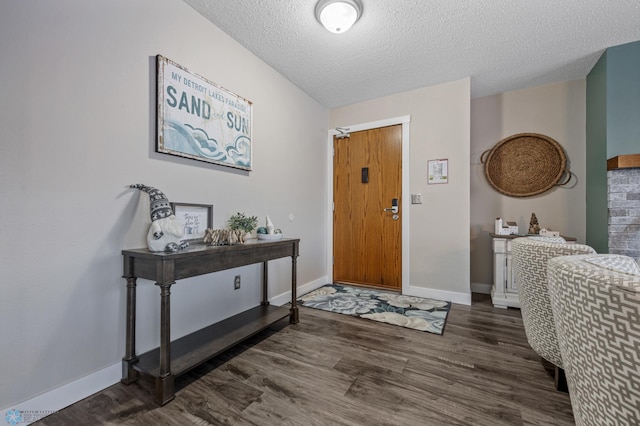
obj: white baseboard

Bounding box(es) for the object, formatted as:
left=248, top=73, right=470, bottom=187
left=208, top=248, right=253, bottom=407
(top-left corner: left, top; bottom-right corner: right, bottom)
left=406, top=284, right=471, bottom=305
left=269, top=276, right=328, bottom=306
left=1, top=362, right=121, bottom=425
left=471, top=282, right=492, bottom=294
left=269, top=278, right=472, bottom=306
left=2, top=278, right=329, bottom=424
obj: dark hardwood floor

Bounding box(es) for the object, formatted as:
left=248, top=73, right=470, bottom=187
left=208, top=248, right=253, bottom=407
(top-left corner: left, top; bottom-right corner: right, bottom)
left=36, top=294, right=574, bottom=425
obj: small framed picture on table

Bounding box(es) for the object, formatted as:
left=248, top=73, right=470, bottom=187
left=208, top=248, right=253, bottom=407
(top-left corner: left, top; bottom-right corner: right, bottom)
left=170, top=203, right=213, bottom=243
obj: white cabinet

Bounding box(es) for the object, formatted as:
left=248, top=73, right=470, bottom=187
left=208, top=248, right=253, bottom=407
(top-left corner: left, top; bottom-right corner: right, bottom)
left=491, top=236, right=520, bottom=309
left=490, top=234, right=576, bottom=309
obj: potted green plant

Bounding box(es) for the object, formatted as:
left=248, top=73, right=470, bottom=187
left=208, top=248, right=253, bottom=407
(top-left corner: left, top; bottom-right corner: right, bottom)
left=228, top=212, right=258, bottom=238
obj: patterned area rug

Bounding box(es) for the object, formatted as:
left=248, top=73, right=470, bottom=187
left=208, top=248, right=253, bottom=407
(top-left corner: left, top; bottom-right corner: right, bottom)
left=298, top=283, right=451, bottom=335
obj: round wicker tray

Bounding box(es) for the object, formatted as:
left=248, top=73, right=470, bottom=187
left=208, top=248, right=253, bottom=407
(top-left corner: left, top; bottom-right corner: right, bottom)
left=481, top=133, right=568, bottom=197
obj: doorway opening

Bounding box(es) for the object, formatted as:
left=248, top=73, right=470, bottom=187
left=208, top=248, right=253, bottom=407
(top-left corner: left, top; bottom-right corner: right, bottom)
left=326, top=115, right=411, bottom=293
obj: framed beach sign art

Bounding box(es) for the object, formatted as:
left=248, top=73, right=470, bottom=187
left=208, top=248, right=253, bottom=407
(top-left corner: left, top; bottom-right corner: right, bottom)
left=156, top=55, right=253, bottom=171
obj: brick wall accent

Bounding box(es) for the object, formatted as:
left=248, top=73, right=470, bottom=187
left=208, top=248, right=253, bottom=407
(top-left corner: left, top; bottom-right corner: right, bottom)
left=608, top=168, right=640, bottom=258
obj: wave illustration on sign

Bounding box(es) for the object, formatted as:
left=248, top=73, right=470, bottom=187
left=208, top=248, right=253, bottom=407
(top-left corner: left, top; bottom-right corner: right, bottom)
left=163, top=120, right=250, bottom=168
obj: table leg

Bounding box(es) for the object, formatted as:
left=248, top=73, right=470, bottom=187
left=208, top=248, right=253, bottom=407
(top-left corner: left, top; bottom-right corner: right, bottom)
left=155, top=281, right=175, bottom=405
left=290, top=254, right=299, bottom=324
left=261, top=261, right=270, bottom=306
left=121, top=277, right=140, bottom=384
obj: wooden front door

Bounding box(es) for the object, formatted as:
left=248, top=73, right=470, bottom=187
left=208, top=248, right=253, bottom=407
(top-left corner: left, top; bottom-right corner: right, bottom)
left=333, top=124, right=402, bottom=290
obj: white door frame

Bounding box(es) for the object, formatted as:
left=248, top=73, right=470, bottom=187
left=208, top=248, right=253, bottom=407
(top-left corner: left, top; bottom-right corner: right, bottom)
left=326, top=115, right=411, bottom=293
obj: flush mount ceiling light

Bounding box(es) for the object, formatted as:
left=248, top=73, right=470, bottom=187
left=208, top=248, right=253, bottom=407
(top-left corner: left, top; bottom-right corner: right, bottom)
left=315, top=0, right=363, bottom=34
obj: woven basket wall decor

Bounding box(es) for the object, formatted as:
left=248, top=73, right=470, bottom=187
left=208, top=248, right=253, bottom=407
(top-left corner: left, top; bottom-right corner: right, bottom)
left=481, top=133, right=571, bottom=197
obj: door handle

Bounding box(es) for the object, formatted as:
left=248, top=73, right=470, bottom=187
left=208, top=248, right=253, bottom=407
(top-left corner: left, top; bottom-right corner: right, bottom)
left=383, top=198, right=399, bottom=214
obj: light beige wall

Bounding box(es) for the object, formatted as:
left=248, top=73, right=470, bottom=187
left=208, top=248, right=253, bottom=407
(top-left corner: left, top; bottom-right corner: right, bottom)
left=329, top=79, right=471, bottom=302
left=470, top=79, right=587, bottom=287
left=0, top=0, right=328, bottom=409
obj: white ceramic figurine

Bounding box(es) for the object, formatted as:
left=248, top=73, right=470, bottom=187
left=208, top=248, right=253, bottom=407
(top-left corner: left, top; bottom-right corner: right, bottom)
left=266, top=215, right=275, bottom=234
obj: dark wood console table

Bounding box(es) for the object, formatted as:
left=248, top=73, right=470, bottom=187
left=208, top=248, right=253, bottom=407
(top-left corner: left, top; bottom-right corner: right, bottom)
left=121, top=238, right=300, bottom=405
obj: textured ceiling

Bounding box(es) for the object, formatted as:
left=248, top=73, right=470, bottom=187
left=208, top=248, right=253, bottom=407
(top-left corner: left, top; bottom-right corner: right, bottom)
left=183, top=0, right=640, bottom=108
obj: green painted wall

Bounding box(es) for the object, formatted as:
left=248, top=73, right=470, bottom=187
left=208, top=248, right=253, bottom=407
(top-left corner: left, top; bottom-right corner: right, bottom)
left=586, top=52, right=609, bottom=252
left=586, top=40, right=640, bottom=253
left=607, top=41, right=640, bottom=156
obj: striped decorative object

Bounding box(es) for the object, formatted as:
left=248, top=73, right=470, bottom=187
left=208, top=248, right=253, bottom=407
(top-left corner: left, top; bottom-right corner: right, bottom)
left=548, top=255, right=640, bottom=426
left=584, top=255, right=640, bottom=275
left=511, top=237, right=595, bottom=368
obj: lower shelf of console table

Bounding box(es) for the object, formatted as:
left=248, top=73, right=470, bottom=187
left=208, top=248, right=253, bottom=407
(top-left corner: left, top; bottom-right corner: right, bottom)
left=120, top=238, right=300, bottom=405
left=133, top=304, right=290, bottom=377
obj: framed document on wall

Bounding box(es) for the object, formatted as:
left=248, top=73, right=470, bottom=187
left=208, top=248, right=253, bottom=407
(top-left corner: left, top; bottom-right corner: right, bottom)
left=428, top=159, right=448, bottom=184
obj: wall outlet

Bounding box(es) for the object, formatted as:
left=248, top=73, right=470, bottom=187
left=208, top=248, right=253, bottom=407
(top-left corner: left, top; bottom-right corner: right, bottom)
left=234, top=275, right=241, bottom=290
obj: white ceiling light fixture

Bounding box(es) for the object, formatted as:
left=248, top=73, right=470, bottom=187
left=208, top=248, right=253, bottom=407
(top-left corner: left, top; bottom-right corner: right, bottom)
left=315, top=0, right=363, bottom=34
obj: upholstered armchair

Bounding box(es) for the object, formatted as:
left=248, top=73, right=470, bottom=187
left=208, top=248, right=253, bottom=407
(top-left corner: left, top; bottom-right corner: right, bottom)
left=547, top=254, right=640, bottom=426
left=511, top=237, right=596, bottom=390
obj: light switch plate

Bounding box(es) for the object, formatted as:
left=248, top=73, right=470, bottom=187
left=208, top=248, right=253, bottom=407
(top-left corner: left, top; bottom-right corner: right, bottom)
left=411, top=194, right=423, bottom=204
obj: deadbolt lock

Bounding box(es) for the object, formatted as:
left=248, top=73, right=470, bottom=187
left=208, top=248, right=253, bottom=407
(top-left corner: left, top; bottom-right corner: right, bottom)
left=383, top=198, right=399, bottom=214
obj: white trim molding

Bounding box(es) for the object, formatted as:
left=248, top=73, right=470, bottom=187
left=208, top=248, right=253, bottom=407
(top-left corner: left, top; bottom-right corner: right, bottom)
left=471, top=282, right=492, bottom=295
left=269, top=276, right=328, bottom=306
left=406, top=284, right=472, bottom=306
left=1, top=363, right=121, bottom=425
